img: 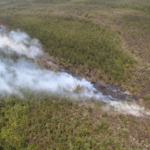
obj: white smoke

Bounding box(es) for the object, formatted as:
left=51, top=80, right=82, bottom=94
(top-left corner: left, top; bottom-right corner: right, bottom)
left=0, top=26, right=109, bottom=101
left=0, top=29, right=42, bottom=58
left=0, top=57, right=108, bottom=99
left=105, top=101, right=150, bottom=117
left=0, top=26, right=149, bottom=117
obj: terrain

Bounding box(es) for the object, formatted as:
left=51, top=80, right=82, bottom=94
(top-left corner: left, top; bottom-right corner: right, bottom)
left=0, top=0, right=150, bottom=149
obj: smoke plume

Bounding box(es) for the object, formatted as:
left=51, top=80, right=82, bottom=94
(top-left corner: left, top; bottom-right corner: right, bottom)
left=0, top=26, right=109, bottom=101
left=0, top=26, right=149, bottom=117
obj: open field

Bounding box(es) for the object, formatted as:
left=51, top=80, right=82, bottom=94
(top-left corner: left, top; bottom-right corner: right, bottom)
left=0, top=0, right=150, bottom=149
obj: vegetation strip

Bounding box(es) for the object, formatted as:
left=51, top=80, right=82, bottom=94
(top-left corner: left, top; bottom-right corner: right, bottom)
left=0, top=94, right=150, bottom=150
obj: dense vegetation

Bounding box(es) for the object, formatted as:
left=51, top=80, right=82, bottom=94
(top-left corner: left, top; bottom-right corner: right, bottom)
left=0, top=15, right=135, bottom=83
left=0, top=94, right=150, bottom=150
left=1, top=0, right=150, bottom=100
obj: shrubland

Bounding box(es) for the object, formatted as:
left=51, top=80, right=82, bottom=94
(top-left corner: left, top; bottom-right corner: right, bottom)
left=0, top=93, right=150, bottom=150
left=0, top=0, right=150, bottom=101
left=0, top=0, right=150, bottom=149
left=0, top=15, right=136, bottom=83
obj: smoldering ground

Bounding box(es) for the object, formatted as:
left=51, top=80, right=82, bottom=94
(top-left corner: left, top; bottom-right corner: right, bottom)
left=0, top=25, right=149, bottom=117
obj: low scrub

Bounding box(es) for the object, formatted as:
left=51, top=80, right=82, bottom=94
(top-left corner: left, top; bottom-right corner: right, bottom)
left=0, top=93, right=150, bottom=150
left=0, top=14, right=136, bottom=83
